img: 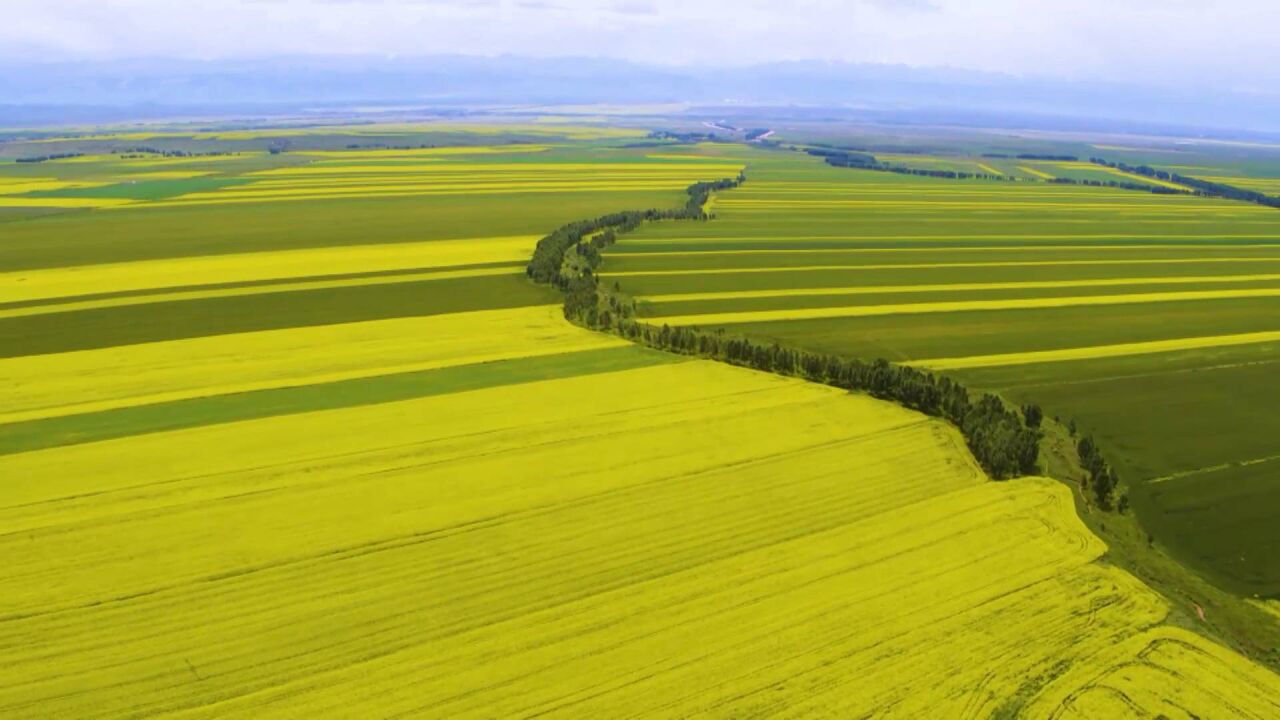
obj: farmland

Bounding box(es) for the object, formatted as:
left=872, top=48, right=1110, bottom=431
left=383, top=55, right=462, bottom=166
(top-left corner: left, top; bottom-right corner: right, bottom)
left=606, top=147, right=1280, bottom=600
left=3, top=128, right=1280, bottom=716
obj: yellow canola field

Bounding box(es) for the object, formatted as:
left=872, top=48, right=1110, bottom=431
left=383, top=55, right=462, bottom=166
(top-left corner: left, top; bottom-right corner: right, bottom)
left=249, top=162, right=745, bottom=176
left=638, top=272, right=1280, bottom=303
left=0, top=361, right=942, bottom=602
left=294, top=145, right=552, bottom=157
left=1019, top=165, right=1057, bottom=179
left=1024, top=627, right=1280, bottom=718
left=909, top=329, right=1280, bottom=370
left=655, top=287, right=1280, bottom=327
left=147, top=182, right=727, bottom=207
left=168, top=180, right=709, bottom=201
left=121, top=154, right=254, bottom=166
left=608, top=255, right=1280, bottom=276
left=717, top=198, right=1239, bottom=212
left=2, top=356, right=1276, bottom=717
left=0, top=236, right=537, bottom=307
left=0, top=305, right=617, bottom=423
left=611, top=237, right=1280, bottom=251
left=0, top=196, right=135, bottom=208
left=645, top=152, right=750, bottom=162
left=0, top=265, right=514, bottom=320
left=0, top=179, right=111, bottom=194
left=120, top=170, right=214, bottom=179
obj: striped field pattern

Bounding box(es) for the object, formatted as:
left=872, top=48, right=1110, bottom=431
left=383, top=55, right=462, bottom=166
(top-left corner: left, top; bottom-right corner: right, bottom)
left=605, top=147, right=1280, bottom=597
left=2, top=137, right=1279, bottom=716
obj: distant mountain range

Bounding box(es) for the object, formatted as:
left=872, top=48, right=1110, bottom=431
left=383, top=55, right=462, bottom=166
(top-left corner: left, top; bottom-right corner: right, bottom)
left=3, top=55, right=1279, bottom=137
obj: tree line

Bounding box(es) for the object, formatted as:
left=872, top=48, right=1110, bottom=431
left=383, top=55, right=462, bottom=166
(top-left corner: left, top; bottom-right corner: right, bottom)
left=1047, top=176, right=1188, bottom=195
left=806, top=147, right=1189, bottom=196
left=112, top=147, right=237, bottom=159
left=526, top=175, right=744, bottom=287
left=1076, top=435, right=1119, bottom=510
left=525, top=172, right=1073, bottom=482
left=804, top=148, right=1017, bottom=182
left=16, top=152, right=84, bottom=163
left=1090, top=157, right=1280, bottom=208
left=984, top=153, right=1079, bottom=161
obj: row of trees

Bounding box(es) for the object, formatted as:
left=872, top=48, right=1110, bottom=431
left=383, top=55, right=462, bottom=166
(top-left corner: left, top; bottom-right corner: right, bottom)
left=804, top=148, right=1017, bottom=181
left=113, top=147, right=236, bottom=158
left=1076, top=435, right=1119, bottom=510
left=527, top=173, right=1046, bottom=480
left=808, top=147, right=1185, bottom=196
left=984, top=153, right=1079, bottom=161
left=526, top=174, right=744, bottom=287
left=16, top=152, right=83, bottom=163
left=1090, top=157, right=1280, bottom=208
left=1047, top=176, right=1188, bottom=195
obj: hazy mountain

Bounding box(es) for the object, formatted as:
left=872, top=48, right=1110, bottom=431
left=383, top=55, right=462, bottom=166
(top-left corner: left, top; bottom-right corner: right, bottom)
left=3, top=56, right=1279, bottom=137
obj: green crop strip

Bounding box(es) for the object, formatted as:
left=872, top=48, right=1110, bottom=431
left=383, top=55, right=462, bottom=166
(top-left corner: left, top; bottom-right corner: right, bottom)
left=0, top=345, right=675, bottom=455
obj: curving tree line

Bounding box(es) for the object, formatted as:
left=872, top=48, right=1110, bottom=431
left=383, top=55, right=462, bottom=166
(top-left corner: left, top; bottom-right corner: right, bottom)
left=526, top=172, right=1063, bottom=481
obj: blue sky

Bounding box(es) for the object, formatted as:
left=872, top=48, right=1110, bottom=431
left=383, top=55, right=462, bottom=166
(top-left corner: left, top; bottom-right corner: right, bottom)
left=3, top=0, right=1277, bottom=89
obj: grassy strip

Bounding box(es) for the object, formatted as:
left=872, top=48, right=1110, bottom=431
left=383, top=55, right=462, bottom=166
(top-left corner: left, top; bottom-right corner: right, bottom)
left=0, top=345, right=674, bottom=455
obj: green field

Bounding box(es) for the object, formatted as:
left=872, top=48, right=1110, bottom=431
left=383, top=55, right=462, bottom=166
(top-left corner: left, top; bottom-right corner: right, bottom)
left=607, top=147, right=1280, bottom=598
left=3, top=127, right=1280, bottom=716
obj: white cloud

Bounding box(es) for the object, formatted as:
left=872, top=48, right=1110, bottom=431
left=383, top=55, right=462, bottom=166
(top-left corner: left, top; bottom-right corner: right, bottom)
left=1, top=0, right=1276, bottom=88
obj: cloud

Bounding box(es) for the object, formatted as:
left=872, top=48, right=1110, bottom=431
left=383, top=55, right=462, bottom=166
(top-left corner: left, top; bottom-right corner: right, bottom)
left=863, top=0, right=940, bottom=12
left=1, top=0, right=1276, bottom=91
left=612, top=0, right=658, bottom=15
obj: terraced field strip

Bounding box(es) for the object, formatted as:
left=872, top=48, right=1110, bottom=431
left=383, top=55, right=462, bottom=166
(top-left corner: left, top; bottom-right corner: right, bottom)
left=609, top=236, right=1280, bottom=249
left=606, top=255, right=1280, bottom=276
left=1, top=262, right=528, bottom=318
left=635, top=272, right=1280, bottom=303
left=0, top=265, right=526, bottom=320
left=908, top=329, right=1280, bottom=370
left=0, top=196, right=137, bottom=208
left=654, top=287, right=1280, bottom=326
left=717, top=198, right=1239, bottom=210
left=0, top=236, right=538, bottom=306
left=0, top=305, right=623, bottom=424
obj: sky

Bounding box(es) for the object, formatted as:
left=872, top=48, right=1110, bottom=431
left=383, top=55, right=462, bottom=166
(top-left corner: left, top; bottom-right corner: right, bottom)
left=3, top=0, right=1278, bottom=89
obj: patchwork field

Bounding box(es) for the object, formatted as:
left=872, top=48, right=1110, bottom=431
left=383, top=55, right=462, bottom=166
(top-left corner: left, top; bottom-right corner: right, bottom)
left=607, top=148, right=1280, bottom=598
left=3, top=131, right=1279, bottom=716
left=866, top=152, right=1189, bottom=188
